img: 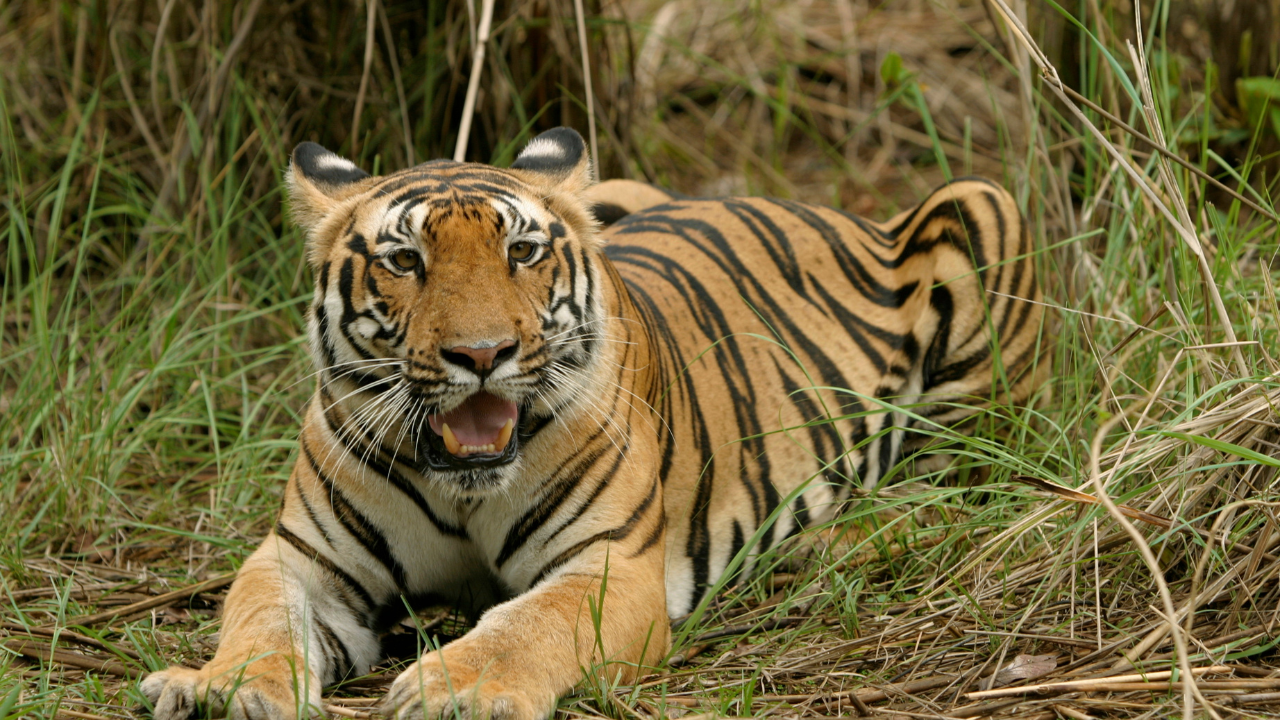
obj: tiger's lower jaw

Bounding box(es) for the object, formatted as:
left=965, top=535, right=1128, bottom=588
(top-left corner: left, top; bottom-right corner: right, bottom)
left=417, top=422, right=522, bottom=473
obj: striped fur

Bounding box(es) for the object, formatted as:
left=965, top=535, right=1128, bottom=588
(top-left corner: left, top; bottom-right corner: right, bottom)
left=142, top=129, right=1045, bottom=720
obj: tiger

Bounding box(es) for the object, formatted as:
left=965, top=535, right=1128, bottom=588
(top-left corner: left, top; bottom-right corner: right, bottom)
left=141, top=127, right=1045, bottom=720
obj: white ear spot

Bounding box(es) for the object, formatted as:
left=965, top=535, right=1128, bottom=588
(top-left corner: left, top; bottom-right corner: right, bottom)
left=517, top=138, right=565, bottom=161
left=292, top=142, right=370, bottom=185
left=509, top=127, right=586, bottom=176
left=314, top=153, right=359, bottom=173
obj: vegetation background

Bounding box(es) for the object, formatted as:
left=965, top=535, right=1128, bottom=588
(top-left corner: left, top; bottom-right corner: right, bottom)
left=3, top=0, right=1280, bottom=718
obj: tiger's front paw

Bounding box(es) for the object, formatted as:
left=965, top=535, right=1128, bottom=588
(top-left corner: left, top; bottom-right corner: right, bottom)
left=141, top=658, right=321, bottom=720
left=382, top=650, right=548, bottom=720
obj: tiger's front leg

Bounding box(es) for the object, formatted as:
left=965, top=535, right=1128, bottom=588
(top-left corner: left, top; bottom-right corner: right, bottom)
left=383, top=558, right=668, bottom=720
left=141, top=531, right=382, bottom=720
left=382, top=466, right=670, bottom=720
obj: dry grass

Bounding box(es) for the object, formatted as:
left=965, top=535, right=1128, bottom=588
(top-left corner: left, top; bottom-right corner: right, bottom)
left=3, top=0, right=1280, bottom=719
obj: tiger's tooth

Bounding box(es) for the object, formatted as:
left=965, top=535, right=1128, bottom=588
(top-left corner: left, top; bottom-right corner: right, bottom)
left=494, top=419, right=514, bottom=452
left=442, top=423, right=461, bottom=455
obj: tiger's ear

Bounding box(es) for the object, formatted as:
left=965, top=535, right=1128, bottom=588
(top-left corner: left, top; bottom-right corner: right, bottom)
left=509, top=128, right=594, bottom=196
left=287, top=142, right=373, bottom=234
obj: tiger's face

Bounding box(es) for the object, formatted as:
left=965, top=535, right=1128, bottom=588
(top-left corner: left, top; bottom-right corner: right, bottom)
left=287, top=129, right=604, bottom=492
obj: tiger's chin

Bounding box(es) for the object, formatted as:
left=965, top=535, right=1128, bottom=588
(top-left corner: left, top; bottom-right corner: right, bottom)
left=415, top=437, right=525, bottom=495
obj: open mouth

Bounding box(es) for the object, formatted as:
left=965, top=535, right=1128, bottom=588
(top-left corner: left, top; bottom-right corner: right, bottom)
left=420, top=391, right=521, bottom=471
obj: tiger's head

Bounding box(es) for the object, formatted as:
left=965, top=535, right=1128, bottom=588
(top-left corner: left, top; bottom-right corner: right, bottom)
left=288, top=128, right=605, bottom=493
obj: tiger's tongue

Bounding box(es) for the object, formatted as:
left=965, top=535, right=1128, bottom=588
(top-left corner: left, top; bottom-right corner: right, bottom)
left=428, top=392, right=518, bottom=447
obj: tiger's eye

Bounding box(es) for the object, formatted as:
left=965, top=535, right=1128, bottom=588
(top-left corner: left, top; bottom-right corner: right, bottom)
left=509, top=241, right=535, bottom=261
left=392, top=249, right=419, bottom=270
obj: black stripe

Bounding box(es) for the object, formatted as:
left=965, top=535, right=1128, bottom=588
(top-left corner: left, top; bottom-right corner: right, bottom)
left=301, top=437, right=410, bottom=590
left=538, top=440, right=631, bottom=548
left=631, top=511, right=666, bottom=558
left=274, top=522, right=376, bottom=621
left=314, top=617, right=353, bottom=683
left=528, top=477, right=660, bottom=587
left=495, top=428, right=613, bottom=567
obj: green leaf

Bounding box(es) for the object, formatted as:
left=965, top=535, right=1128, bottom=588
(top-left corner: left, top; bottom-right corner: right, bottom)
left=880, top=51, right=906, bottom=87
left=0, top=685, right=22, bottom=720
left=1159, top=431, right=1280, bottom=468
left=1235, top=77, right=1280, bottom=142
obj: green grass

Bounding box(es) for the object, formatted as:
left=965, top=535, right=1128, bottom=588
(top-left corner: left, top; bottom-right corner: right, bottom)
left=3, top=0, right=1280, bottom=718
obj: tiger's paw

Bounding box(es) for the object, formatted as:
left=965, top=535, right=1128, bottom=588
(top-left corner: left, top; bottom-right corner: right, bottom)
left=141, top=659, right=321, bottom=720
left=382, top=651, right=546, bottom=720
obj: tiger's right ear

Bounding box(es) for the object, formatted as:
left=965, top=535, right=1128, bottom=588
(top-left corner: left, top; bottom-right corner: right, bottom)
left=287, top=142, right=373, bottom=235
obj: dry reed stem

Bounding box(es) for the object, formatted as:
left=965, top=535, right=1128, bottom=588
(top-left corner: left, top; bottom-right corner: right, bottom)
left=455, top=0, right=497, bottom=161
left=351, top=0, right=379, bottom=157
left=1089, top=413, right=1203, bottom=719
left=964, top=665, right=1231, bottom=700
left=988, top=0, right=1247, bottom=385
left=1127, top=32, right=1247, bottom=378
left=59, top=573, right=235, bottom=628
left=377, top=1, right=415, bottom=165
left=573, top=0, right=600, bottom=167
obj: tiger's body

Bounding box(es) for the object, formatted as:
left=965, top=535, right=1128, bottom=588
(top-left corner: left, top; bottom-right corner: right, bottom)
left=142, top=129, right=1044, bottom=720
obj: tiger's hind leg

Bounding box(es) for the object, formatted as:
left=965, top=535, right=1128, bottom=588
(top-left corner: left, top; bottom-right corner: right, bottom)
left=864, top=177, right=1044, bottom=490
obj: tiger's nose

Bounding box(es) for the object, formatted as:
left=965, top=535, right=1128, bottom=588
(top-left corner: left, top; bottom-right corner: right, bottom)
left=441, top=339, right=518, bottom=378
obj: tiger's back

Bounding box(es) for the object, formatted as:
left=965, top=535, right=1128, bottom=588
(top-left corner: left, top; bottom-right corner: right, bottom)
left=597, top=179, right=1045, bottom=615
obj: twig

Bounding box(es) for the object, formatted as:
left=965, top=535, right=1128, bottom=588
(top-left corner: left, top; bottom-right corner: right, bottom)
left=1052, top=705, right=1096, bottom=720
left=755, top=672, right=967, bottom=704
left=55, top=711, right=114, bottom=720
left=148, top=0, right=180, bottom=142
left=684, top=615, right=818, bottom=647
left=1129, top=37, right=1247, bottom=380
left=60, top=573, right=235, bottom=628
left=1087, top=414, right=1204, bottom=719
left=1011, top=475, right=1172, bottom=528
left=108, top=29, right=166, bottom=172
left=1, top=623, right=145, bottom=661
left=3, top=638, right=139, bottom=677
left=325, top=705, right=373, bottom=719
left=947, top=698, right=1032, bottom=718
left=454, top=0, right=497, bottom=161
left=1225, top=691, right=1280, bottom=706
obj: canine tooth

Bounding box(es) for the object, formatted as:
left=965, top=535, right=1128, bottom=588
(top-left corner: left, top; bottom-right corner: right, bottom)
left=495, top=419, right=514, bottom=452
left=442, top=423, right=461, bottom=455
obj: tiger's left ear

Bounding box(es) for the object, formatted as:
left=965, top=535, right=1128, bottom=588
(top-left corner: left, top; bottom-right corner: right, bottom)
left=287, top=142, right=374, bottom=236
left=509, top=128, right=595, bottom=196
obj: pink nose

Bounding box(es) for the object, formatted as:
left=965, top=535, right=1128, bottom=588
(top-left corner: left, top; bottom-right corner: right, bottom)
left=443, top=339, right=517, bottom=375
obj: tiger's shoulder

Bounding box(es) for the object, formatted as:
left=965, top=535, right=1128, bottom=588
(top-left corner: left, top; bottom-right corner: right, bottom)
left=585, top=179, right=685, bottom=226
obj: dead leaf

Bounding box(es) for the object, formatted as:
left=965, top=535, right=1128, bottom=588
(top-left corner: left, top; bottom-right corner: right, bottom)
left=1011, top=476, right=1173, bottom=529
left=992, top=653, right=1058, bottom=687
